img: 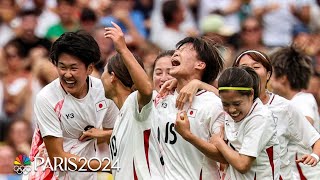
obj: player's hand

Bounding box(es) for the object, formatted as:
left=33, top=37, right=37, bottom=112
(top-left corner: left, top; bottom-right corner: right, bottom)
left=104, top=22, right=127, bottom=53
left=176, top=79, right=201, bottom=110
left=175, top=111, right=192, bottom=140
left=79, top=128, right=110, bottom=141
left=210, top=126, right=225, bottom=147
left=296, top=154, right=318, bottom=167
left=159, top=79, right=177, bottom=97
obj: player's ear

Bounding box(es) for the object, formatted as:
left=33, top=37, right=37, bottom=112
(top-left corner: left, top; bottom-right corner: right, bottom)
left=110, top=72, right=116, bottom=83
left=266, top=71, right=271, bottom=81
left=87, top=63, right=94, bottom=75
left=195, top=61, right=206, bottom=70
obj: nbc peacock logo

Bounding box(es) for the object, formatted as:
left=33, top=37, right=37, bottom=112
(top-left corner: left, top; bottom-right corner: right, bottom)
left=13, top=154, right=32, bottom=175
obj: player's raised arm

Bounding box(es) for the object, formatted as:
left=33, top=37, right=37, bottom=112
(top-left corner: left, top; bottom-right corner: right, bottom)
left=105, top=22, right=152, bottom=109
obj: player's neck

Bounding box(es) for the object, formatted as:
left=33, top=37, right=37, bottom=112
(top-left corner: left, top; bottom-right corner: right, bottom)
left=285, top=89, right=300, bottom=100
left=260, top=90, right=270, bottom=104
left=113, top=88, right=131, bottom=109
left=176, top=74, right=202, bottom=93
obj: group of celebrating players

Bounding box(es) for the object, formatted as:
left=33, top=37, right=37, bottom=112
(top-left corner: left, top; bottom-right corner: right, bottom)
left=27, top=22, right=320, bottom=180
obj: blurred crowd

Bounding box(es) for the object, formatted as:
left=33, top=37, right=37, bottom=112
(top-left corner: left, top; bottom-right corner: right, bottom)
left=1, top=0, right=320, bottom=177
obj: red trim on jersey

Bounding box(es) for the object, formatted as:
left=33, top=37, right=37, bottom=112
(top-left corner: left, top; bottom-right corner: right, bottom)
left=196, top=90, right=207, bottom=96
left=268, top=94, right=275, bottom=105
left=254, top=173, right=256, bottom=180
left=54, top=99, right=64, bottom=121
left=133, top=161, right=138, bottom=180
left=199, top=169, right=202, bottom=180
left=266, top=146, right=274, bottom=179
left=43, top=170, right=54, bottom=180
left=154, top=94, right=165, bottom=107
left=144, top=129, right=151, bottom=173
left=295, top=153, right=307, bottom=180
left=29, top=127, right=43, bottom=161
left=279, top=175, right=283, bottom=180
left=247, top=102, right=258, bottom=116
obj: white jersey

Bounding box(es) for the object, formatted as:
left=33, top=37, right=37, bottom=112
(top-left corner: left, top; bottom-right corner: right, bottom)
left=29, top=76, right=118, bottom=180
left=155, top=90, right=224, bottom=180
left=291, top=92, right=320, bottom=132
left=287, top=92, right=320, bottom=179
left=267, top=92, right=320, bottom=180
left=109, top=91, right=164, bottom=180
left=224, top=99, right=280, bottom=180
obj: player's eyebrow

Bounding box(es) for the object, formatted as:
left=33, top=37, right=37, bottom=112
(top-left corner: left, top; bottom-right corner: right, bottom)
left=58, top=62, right=78, bottom=67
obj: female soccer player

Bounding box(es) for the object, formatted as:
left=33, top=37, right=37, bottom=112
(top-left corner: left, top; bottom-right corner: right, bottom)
left=268, top=47, right=320, bottom=179
left=152, top=50, right=174, bottom=92
left=175, top=66, right=280, bottom=179
left=101, top=22, right=161, bottom=179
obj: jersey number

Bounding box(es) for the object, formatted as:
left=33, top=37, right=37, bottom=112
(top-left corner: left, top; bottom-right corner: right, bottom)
left=164, top=122, right=177, bottom=144
left=110, top=136, right=117, bottom=160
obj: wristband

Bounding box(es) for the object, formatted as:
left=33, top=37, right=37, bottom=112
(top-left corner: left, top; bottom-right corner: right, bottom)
left=311, top=153, right=320, bottom=163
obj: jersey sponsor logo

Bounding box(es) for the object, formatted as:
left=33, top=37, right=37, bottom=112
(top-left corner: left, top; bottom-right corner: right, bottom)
left=187, top=108, right=197, bottom=118
left=66, top=113, right=75, bottom=119
left=96, top=100, right=107, bottom=112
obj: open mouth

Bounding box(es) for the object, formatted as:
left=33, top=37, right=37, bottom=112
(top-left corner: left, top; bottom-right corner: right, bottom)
left=64, top=79, right=76, bottom=87
left=171, top=59, right=181, bottom=66
left=230, top=112, right=240, bottom=118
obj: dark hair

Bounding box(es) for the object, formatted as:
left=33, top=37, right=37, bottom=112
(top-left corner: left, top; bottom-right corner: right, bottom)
left=233, top=50, right=272, bottom=83
left=162, top=0, right=179, bottom=25
left=107, top=53, right=144, bottom=89
left=270, top=45, right=313, bottom=90
left=57, top=0, right=76, bottom=5
left=80, top=7, right=97, bottom=22
left=218, top=66, right=260, bottom=100
left=152, top=50, right=175, bottom=72
left=176, top=36, right=224, bottom=84
left=4, top=39, right=27, bottom=58
left=19, top=9, right=38, bottom=17
left=50, top=31, right=101, bottom=67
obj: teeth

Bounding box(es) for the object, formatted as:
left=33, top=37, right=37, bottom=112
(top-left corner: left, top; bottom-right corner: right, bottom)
left=231, top=112, right=240, bottom=117
left=65, top=80, right=75, bottom=84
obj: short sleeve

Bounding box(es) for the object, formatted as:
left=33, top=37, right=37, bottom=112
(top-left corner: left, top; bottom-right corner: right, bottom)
left=239, top=116, right=269, bottom=157
left=134, top=91, right=153, bottom=122
left=209, top=101, right=225, bottom=135
left=102, top=100, right=119, bottom=129
left=34, top=94, right=63, bottom=138
left=291, top=95, right=316, bottom=120
left=288, top=104, right=320, bottom=147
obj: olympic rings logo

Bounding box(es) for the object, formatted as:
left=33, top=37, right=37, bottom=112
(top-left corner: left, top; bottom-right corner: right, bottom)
left=13, top=165, right=32, bottom=175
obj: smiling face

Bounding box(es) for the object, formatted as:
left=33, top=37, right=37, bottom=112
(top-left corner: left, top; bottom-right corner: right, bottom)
left=57, top=53, right=92, bottom=98
left=170, top=43, right=200, bottom=78
left=101, top=64, right=114, bottom=99
left=238, top=55, right=270, bottom=93
left=153, top=56, right=173, bottom=92
left=220, top=90, right=253, bottom=122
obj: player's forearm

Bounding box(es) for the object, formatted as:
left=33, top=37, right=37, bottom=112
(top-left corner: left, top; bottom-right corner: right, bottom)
left=214, top=140, right=252, bottom=174
left=119, top=48, right=153, bottom=97
left=185, top=133, right=227, bottom=163
left=97, top=130, right=113, bottom=144
left=197, top=80, right=219, bottom=95
left=312, top=139, right=320, bottom=157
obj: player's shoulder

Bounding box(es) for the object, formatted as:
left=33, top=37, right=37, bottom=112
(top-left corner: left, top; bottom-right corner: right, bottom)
left=248, top=99, right=272, bottom=120
left=268, top=93, right=290, bottom=109
left=292, top=92, right=315, bottom=102
left=89, top=76, right=104, bottom=90
left=37, top=78, right=61, bottom=98
left=194, top=90, right=221, bottom=104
